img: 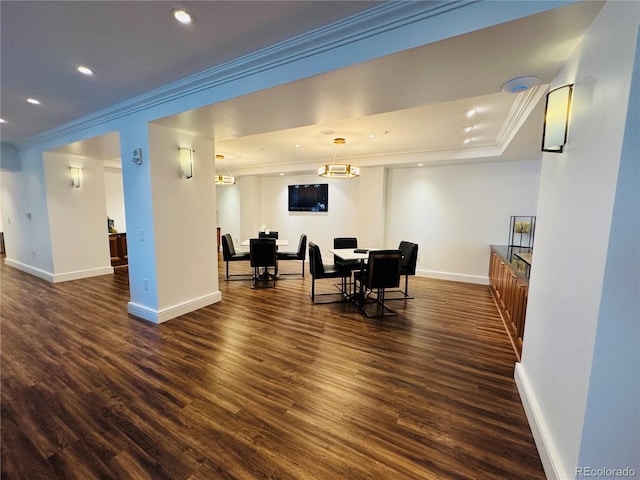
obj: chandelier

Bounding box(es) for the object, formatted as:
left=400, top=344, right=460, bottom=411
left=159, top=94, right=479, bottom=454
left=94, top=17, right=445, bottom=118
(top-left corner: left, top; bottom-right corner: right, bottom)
left=318, top=138, right=360, bottom=179
left=214, top=154, right=236, bottom=185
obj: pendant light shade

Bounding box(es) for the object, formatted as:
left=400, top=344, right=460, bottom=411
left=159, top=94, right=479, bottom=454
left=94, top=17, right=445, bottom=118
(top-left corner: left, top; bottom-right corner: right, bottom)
left=318, top=138, right=360, bottom=179
left=215, top=154, right=236, bottom=185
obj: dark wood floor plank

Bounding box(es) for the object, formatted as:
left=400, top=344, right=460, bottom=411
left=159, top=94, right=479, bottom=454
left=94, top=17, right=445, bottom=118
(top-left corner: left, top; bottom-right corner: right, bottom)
left=1, top=256, right=544, bottom=479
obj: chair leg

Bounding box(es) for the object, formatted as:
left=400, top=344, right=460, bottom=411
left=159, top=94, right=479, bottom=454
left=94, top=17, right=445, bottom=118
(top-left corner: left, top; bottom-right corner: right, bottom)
left=384, top=274, right=414, bottom=300
left=224, top=261, right=253, bottom=281
left=401, top=274, right=414, bottom=299
left=359, top=287, right=397, bottom=318
left=252, top=266, right=276, bottom=288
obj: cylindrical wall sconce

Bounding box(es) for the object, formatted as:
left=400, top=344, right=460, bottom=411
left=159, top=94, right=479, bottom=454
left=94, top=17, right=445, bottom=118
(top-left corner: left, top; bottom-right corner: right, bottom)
left=69, top=167, right=82, bottom=188
left=179, top=147, right=194, bottom=178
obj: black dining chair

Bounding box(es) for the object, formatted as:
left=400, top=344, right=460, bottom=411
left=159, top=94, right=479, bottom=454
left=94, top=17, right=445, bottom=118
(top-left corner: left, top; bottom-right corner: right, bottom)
left=333, top=237, right=361, bottom=290
left=387, top=241, right=419, bottom=299
left=333, top=237, right=359, bottom=266
left=353, top=249, right=403, bottom=317
left=308, top=242, right=349, bottom=303
left=221, top=233, right=251, bottom=280
left=250, top=238, right=278, bottom=288
left=277, top=233, right=307, bottom=277
left=258, top=231, right=279, bottom=240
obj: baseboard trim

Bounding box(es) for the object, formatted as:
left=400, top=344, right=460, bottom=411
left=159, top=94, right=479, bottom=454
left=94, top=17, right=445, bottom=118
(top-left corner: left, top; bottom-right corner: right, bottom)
left=515, top=362, right=564, bottom=480
left=417, top=269, right=489, bottom=285
left=4, top=258, right=54, bottom=282
left=128, top=291, right=222, bottom=324
left=51, top=266, right=114, bottom=283
left=4, top=258, right=114, bottom=283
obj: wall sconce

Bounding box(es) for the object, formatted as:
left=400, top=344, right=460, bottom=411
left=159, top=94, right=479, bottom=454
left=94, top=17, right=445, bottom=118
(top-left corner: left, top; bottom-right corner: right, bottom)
left=542, top=84, right=573, bottom=153
left=179, top=147, right=194, bottom=178
left=69, top=167, right=82, bottom=188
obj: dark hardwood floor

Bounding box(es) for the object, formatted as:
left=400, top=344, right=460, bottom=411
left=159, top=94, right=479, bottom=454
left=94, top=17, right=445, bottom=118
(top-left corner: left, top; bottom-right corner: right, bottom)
left=1, top=255, right=544, bottom=479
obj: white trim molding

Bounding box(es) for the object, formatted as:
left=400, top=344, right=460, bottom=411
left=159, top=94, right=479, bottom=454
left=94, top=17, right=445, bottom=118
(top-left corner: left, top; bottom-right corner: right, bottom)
left=5, top=258, right=114, bottom=282
left=21, top=1, right=571, bottom=151
left=128, top=291, right=222, bottom=324
left=515, top=362, right=566, bottom=480
left=418, top=269, right=489, bottom=285
left=4, top=258, right=55, bottom=282
left=52, top=266, right=115, bottom=283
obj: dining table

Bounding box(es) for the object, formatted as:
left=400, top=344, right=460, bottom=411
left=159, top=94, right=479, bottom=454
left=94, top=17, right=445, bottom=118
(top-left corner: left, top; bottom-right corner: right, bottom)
left=240, top=238, right=288, bottom=250
left=327, top=247, right=378, bottom=300
left=327, top=247, right=372, bottom=268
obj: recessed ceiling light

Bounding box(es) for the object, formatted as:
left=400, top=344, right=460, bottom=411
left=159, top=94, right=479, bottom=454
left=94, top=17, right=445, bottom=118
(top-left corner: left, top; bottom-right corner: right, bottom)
left=464, top=109, right=477, bottom=118
left=27, top=98, right=41, bottom=105
left=464, top=138, right=472, bottom=144
left=0, top=118, right=6, bottom=124
left=77, top=66, right=94, bottom=76
left=463, top=125, right=474, bottom=133
left=368, top=134, right=376, bottom=139
left=173, top=9, right=192, bottom=24
left=279, top=173, right=285, bottom=176
left=295, top=144, right=302, bottom=148
left=417, top=163, right=423, bottom=167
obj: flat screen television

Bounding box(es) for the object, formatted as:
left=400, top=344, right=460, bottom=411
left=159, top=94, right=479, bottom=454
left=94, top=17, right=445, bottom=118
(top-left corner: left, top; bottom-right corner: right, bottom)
left=288, top=184, right=328, bottom=212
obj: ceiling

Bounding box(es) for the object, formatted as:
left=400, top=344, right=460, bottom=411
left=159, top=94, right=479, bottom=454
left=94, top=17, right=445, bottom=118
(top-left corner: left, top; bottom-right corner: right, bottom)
left=1, top=1, right=604, bottom=176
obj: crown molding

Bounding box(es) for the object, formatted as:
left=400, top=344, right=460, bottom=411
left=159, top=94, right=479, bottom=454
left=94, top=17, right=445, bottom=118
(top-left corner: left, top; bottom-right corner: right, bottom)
left=496, top=85, right=548, bottom=150
left=23, top=1, right=479, bottom=149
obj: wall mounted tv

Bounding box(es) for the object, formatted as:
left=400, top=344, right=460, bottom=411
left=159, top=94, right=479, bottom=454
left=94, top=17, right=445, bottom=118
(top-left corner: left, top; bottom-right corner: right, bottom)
left=288, top=184, right=328, bottom=212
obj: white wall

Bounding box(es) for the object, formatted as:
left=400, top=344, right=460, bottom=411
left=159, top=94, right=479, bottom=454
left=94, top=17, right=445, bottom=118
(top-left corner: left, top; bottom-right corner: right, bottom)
left=218, top=159, right=541, bottom=280
left=0, top=172, right=4, bottom=234
left=3, top=147, right=55, bottom=278
left=578, top=22, right=639, bottom=473
left=515, top=2, right=640, bottom=479
left=104, top=167, right=126, bottom=233
left=386, top=159, right=541, bottom=283
left=2, top=0, right=570, bottom=287
left=219, top=172, right=361, bottom=260
left=216, top=183, right=242, bottom=245
left=150, top=126, right=218, bottom=309
left=42, top=152, right=113, bottom=280
left=358, top=166, right=386, bottom=248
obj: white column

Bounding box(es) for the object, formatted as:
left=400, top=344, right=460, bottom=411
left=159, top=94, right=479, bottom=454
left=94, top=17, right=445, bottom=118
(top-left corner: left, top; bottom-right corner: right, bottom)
left=357, top=166, right=386, bottom=247
left=121, top=121, right=220, bottom=323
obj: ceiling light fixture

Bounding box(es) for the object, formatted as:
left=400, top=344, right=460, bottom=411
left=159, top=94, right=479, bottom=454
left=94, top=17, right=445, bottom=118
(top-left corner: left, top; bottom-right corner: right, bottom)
left=173, top=9, right=192, bottom=24
left=214, top=154, right=236, bottom=185
left=464, top=109, right=477, bottom=118
left=463, top=125, right=474, bottom=133
left=27, top=98, right=41, bottom=105
left=464, top=138, right=472, bottom=144
left=318, top=137, right=360, bottom=179
left=77, top=66, right=94, bottom=76
left=0, top=118, right=6, bottom=124
left=501, top=75, right=540, bottom=94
